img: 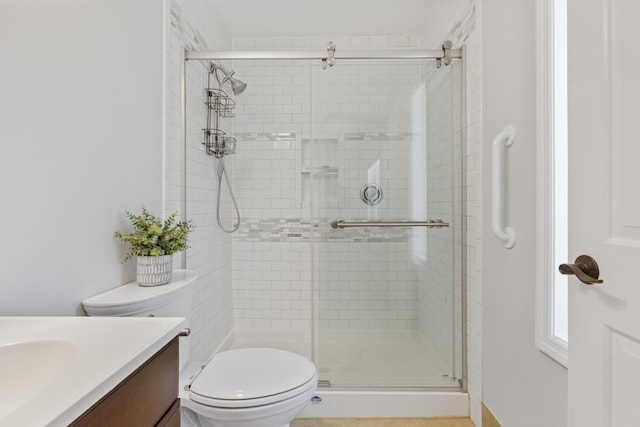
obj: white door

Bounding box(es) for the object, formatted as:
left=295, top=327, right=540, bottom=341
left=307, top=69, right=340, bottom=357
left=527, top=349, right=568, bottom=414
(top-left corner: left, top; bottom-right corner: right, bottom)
left=567, top=0, right=640, bottom=426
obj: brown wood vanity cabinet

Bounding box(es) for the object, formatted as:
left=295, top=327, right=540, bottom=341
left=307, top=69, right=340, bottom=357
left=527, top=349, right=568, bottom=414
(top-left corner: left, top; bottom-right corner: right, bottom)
left=71, top=337, right=180, bottom=427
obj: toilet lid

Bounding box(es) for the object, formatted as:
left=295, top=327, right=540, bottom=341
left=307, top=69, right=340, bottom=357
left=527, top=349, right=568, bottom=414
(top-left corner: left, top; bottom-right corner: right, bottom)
left=189, top=348, right=317, bottom=408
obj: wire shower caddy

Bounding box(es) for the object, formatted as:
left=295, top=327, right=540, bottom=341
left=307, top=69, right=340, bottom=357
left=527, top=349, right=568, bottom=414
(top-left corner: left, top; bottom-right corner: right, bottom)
left=203, top=70, right=237, bottom=158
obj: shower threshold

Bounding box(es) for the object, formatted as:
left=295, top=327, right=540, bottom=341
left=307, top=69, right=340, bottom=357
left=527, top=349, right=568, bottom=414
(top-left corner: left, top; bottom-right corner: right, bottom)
left=299, top=390, right=469, bottom=419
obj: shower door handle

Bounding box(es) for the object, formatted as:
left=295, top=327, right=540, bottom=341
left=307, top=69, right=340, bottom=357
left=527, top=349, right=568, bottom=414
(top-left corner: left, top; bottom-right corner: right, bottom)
left=330, top=219, right=449, bottom=229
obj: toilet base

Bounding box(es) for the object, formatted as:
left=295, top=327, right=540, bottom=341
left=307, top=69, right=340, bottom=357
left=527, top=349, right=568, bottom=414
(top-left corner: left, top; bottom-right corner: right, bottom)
left=181, top=406, right=291, bottom=427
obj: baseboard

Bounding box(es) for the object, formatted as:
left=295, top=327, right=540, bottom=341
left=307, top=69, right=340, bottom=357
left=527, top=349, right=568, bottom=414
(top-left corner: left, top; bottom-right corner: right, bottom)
left=482, top=403, right=502, bottom=427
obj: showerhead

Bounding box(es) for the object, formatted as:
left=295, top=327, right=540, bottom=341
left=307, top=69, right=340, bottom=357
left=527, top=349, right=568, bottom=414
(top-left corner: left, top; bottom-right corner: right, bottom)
left=229, top=78, right=247, bottom=96
left=211, top=63, right=248, bottom=96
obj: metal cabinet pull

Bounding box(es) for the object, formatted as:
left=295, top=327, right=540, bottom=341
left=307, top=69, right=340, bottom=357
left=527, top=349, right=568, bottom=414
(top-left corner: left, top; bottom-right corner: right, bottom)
left=558, top=255, right=603, bottom=285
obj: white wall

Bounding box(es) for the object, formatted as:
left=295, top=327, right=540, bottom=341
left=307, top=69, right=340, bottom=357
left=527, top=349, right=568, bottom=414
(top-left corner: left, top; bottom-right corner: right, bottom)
left=0, top=0, right=164, bottom=315
left=481, top=1, right=567, bottom=426
left=0, top=0, right=239, bottom=362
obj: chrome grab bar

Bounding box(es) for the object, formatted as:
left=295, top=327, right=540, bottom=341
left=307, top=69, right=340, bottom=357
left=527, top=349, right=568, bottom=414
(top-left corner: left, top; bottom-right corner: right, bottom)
left=330, top=219, right=449, bottom=229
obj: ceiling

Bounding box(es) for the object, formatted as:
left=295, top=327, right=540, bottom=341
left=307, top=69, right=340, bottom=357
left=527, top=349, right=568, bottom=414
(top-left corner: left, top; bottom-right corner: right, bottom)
left=208, top=0, right=469, bottom=39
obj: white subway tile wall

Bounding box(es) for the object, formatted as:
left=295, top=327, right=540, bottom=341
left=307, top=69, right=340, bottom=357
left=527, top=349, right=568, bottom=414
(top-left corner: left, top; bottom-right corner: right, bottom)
left=437, top=4, right=483, bottom=425
left=228, top=32, right=465, bottom=375
left=419, top=2, right=481, bottom=422
left=166, top=0, right=234, bottom=362
left=419, top=60, right=464, bottom=378
left=230, top=36, right=421, bottom=332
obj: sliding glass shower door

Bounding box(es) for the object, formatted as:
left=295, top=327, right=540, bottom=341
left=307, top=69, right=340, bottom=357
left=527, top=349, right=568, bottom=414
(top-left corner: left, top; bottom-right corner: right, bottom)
left=309, top=59, right=464, bottom=389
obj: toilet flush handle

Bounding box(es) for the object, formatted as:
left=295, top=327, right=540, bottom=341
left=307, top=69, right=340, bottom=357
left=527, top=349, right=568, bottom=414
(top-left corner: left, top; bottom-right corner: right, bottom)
left=179, top=328, right=191, bottom=337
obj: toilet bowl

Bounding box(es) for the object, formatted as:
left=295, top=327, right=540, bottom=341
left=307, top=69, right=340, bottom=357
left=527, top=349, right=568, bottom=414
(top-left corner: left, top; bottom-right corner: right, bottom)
left=181, top=348, right=318, bottom=427
left=82, top=270, right=318, bottom=427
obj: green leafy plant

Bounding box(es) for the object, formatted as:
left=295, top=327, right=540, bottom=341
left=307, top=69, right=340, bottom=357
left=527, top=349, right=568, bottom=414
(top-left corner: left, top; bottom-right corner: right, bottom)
left=114, top=206, right=195, bottom=262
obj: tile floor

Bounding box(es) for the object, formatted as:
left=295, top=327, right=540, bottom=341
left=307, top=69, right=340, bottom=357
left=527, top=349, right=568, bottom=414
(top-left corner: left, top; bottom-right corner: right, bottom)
left=292, top=418, right=476, bottom=427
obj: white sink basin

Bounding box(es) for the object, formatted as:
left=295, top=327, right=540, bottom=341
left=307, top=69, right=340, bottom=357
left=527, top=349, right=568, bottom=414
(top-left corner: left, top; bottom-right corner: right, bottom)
left=0, top=316, right=184, bottom=426
left=0, top=339, right=77, bottom=419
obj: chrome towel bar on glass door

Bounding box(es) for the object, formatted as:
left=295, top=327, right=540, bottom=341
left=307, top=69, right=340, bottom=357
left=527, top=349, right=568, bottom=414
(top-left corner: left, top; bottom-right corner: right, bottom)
left=330, top=219, right=449, bottom=229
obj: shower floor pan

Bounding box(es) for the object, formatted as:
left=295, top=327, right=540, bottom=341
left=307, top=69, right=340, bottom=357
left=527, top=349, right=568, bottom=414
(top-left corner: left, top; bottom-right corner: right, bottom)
left=229, top=329, right=468, bottom=418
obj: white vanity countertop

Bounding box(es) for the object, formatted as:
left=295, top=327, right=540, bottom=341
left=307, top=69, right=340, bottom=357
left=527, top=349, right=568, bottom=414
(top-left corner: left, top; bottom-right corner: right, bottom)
left=0, top=316, right=185, bottom=427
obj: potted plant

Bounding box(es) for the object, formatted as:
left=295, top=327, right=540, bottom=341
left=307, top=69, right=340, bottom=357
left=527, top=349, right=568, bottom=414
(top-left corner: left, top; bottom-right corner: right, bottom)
left=115, top=206, right=195, bottom=286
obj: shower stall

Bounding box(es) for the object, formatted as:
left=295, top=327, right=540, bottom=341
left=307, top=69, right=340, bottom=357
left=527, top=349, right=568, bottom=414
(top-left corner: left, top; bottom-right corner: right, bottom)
left=181, top=43, right=466, bottom=416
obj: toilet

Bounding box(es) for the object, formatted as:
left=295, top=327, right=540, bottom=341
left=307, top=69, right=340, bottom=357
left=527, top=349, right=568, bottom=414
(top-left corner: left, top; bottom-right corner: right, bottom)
left=82, top=270, right=318, bottom=427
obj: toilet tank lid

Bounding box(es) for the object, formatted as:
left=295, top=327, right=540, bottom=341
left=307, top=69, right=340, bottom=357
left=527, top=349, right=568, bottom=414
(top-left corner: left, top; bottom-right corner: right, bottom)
left=82, top=270, right=197, bottom=316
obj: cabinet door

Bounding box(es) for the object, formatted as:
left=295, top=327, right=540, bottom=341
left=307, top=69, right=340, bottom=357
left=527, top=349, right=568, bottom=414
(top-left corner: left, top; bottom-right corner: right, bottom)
left=156, top=399, right=181, bottom=427
left=71, top=338, right=179, bottom=427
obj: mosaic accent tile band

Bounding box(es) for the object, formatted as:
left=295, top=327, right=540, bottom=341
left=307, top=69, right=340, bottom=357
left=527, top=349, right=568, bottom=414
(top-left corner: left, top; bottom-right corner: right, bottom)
left=234, top=218, right=416, bottom=242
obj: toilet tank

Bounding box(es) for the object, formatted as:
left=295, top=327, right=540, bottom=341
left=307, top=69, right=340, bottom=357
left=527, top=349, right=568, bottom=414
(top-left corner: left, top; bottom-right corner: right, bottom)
left=82, top=270, right=197, bottom=369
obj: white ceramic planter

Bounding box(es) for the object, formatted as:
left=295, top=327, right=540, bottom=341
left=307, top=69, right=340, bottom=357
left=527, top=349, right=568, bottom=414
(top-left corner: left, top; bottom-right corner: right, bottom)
left=136, top=255, right=173, bottom=286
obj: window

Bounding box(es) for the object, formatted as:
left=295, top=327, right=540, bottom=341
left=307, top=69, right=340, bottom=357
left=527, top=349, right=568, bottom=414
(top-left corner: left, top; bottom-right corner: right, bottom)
left=535, top=0, right=568, bottom=367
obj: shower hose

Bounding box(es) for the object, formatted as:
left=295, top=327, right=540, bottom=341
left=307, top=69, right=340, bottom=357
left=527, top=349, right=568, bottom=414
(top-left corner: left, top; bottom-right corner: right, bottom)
left=216, top=157, right=241, bottom=233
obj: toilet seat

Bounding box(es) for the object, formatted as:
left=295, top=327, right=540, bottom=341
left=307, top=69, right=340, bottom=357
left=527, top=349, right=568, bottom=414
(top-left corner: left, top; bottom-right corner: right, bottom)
left=189, top=348, right=317, bottom=409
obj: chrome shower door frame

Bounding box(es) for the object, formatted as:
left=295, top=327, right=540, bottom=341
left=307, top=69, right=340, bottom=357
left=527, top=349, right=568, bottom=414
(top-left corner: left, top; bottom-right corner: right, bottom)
left=179, top=45, right=467, bottom=392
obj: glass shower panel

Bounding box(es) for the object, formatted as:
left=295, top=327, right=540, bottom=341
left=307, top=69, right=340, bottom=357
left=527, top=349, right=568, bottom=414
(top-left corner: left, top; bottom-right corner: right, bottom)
left=310, top=59, right=463, bottom=389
